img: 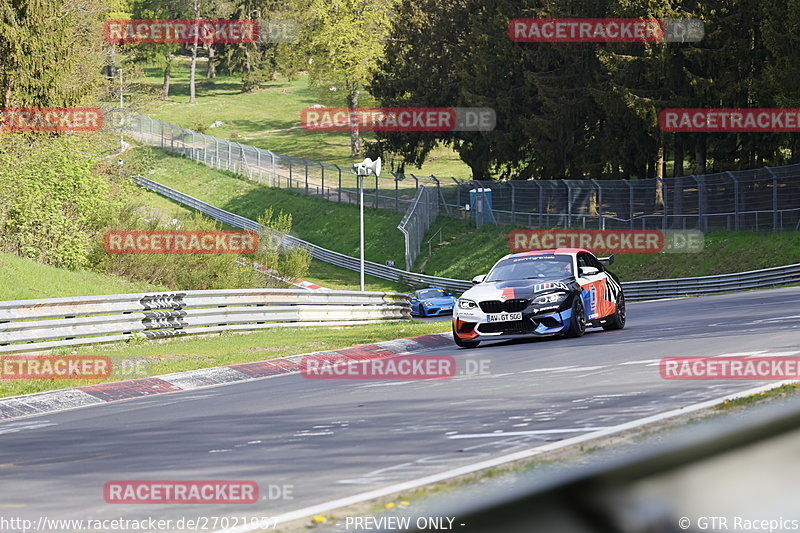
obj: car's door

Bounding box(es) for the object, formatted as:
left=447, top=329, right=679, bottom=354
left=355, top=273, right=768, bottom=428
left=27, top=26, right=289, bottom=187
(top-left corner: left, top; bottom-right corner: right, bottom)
left=576, top=252, right=613, bottom=320
left=410, top=291, right=420, bottom=314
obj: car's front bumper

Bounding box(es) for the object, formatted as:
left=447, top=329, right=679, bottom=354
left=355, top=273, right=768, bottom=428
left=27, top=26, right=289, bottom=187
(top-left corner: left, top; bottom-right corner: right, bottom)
left=453, top=306, right=574, bottom=341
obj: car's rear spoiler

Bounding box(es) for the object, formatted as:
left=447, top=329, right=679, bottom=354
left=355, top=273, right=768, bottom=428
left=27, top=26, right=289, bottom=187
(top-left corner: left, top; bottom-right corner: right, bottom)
left=597, top=255, right=615, bottom=265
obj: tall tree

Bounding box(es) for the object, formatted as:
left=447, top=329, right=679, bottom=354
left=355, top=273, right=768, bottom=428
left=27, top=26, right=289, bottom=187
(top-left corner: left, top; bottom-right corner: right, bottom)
left=298, top=0, right=398, bottom=157
left=0, top=0, right=107, bottom=108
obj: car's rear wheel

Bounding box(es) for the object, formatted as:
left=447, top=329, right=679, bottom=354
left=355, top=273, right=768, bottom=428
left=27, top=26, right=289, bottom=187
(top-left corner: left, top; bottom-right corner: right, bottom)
left=452, top=324, right=480, bottom=348
left=564, top=297, right=586, bottom=338
left=602, top=293, right=626, bottom=330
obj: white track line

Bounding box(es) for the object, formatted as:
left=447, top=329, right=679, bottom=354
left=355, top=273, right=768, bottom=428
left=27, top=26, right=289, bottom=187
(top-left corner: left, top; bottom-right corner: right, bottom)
left=447, top=427, right=612, bottom=439
left=216, top=379, right=797, bottom=533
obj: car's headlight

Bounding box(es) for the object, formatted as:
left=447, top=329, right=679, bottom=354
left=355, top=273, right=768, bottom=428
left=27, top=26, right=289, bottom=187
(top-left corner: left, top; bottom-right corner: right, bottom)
left=532, top=292, right=568, bottom=305
left=457, top=299, right=477, bottom=310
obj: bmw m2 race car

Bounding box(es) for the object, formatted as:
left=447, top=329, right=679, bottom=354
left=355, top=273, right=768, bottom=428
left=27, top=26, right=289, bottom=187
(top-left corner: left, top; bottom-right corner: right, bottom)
left=452, top=248, right=625, bottom=348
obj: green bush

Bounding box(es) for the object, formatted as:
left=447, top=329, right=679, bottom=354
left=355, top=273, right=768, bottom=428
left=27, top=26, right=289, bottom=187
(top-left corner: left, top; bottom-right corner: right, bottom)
left=0, top=134, right=125, bottom=270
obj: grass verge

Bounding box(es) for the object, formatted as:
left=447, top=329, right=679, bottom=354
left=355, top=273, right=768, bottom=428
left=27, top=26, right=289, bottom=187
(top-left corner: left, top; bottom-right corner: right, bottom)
left=0, top=252, right=164, bottom=301
left=0, top=320, right=449, bottom=399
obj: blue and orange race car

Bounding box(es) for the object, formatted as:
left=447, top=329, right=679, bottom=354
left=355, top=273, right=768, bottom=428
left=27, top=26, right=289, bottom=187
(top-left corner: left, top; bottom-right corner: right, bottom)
left=410, top=288, right=457, bottom=317
left=452, top=248, right=625, bottom=348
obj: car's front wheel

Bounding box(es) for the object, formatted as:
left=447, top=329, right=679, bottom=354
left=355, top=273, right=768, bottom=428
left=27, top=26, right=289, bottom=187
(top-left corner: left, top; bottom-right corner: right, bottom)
left=418, top=306, right=426, bottom=318
left=564, top=296, right=586, bottom=338
left=602, top=293, right=626, bottom=330
left=452, top=324, right=480, bottom=348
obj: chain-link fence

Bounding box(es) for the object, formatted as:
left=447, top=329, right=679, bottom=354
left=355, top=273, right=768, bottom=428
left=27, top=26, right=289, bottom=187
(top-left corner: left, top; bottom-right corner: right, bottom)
left=126, top=113, right=800, bottom=235
left=397, top=186, right=439, bottom=271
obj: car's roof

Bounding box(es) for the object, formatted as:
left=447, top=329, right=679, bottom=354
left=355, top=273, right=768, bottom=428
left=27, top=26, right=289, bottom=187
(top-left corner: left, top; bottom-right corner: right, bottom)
left=499, top=248, right=590, bottom=260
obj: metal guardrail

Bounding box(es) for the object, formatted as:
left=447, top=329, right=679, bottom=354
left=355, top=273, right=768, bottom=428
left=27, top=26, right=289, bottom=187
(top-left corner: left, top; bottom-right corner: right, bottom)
left=0, top=289, right=410, bottom=353
left=132, top=176, right=800, bottom=300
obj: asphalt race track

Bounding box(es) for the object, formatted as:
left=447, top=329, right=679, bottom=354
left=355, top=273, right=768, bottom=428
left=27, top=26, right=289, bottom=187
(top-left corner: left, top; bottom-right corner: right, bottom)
left=1, top=287, right=799, bottom=530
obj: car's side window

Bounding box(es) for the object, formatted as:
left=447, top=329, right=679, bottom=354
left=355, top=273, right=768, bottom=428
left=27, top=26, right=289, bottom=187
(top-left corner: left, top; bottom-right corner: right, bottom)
left=577, top=253, right=590, bottom=271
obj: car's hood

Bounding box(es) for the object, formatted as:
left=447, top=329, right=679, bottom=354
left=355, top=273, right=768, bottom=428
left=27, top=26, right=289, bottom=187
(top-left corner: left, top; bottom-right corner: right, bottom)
left=421, top=296, right=456, bottom=305
left=460, top=277, right=573, bottom=301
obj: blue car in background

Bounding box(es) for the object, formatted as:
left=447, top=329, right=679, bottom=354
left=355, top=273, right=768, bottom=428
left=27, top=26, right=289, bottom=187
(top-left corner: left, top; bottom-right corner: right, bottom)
left=410, top=288, right=457, bottom=317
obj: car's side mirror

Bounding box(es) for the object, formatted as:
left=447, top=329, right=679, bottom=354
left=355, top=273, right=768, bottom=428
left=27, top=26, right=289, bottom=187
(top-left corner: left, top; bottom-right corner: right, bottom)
left=472, top=274, right=486, bottom=284
left=579, top=266, right=600, bottom=277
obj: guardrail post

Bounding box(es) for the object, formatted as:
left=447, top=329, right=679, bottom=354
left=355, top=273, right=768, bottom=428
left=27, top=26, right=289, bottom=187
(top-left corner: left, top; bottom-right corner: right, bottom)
left=765, top=166, right=779, bottom=231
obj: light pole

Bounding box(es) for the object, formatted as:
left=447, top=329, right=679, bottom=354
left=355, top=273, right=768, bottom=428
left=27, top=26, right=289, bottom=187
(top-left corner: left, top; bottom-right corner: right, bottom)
left=352, top=157, right=381, bottom=291
left=118, top=68, right=124, bottom=152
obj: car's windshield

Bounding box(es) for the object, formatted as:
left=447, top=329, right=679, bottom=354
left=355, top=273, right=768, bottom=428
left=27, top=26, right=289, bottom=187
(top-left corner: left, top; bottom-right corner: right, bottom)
left=486, top=255, right=573, bottom=281
left=418, top=289, right=446, bottom=299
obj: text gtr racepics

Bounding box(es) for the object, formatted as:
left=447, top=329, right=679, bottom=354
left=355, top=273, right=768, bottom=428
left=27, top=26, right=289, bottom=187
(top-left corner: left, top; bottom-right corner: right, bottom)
left=452, top=248, right=625, bottom=348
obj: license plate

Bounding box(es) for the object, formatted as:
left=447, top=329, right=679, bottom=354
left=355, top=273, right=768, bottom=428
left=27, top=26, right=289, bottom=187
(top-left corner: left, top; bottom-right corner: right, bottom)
left=486, top=312, right=522, bottom=322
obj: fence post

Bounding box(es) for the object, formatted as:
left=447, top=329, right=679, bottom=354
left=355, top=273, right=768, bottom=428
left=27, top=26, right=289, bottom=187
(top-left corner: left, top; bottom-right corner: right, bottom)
left=565, top=180, right=572, bottom=228
left=318, top=162, right=325, bottom=198
left=391, top=172, right=400, bottom=211
left=765, top=166, right=779, bottom=231
left=693, top=174, right=706, bottom=231
left=375, top=172, right=379, bottom=209
left=535, top=180, right=544, bottom=228
left=726, top=171, right=739, bottom=231
left=335, top=165, right=342, bottom=202
left=622, top=179, right=633, bottom=229
left=227, top=140, right=232, bottom=171
left=257, top=149, right=262, bottom=183
left=288, top=159, right=293, bottom=189
left=590, top=179, right=603, bottom=229
left=452, top=177, right=461, bottom=212
left=509, top=181, right=516, bottom=226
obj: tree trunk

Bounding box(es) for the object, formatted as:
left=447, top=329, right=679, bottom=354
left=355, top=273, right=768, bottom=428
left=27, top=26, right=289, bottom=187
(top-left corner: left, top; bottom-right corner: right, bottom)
left=348, top=87, right=360, bottom=158
left=673, top=133, right=684, bottom=177
left=206, top=43, right=216, bottom=79
left=189, top=2, right=200, bottom=103
left=161, top=59, right=171, bottom=100
left=694, top=135, right=706, bottom=175
left=655, top=143, right=665, bottom=208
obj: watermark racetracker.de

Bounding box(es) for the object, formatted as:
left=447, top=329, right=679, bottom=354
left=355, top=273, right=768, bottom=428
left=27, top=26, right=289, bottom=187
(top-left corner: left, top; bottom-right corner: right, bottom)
left=0, top=108, right=103, bottom=132
left=509, top=18, right=704, bottom=43
left=103, top=230, right=259, bottom=255
left=300, top=107, right=496, bottom=132
left=661, top=108, right=800, bottom=132
left=508, top=229, right=705, bottom=254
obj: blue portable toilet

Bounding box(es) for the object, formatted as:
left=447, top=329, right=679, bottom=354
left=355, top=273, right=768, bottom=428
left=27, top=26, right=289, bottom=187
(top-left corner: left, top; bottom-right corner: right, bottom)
left=469, top=188, right=494, bottom=224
